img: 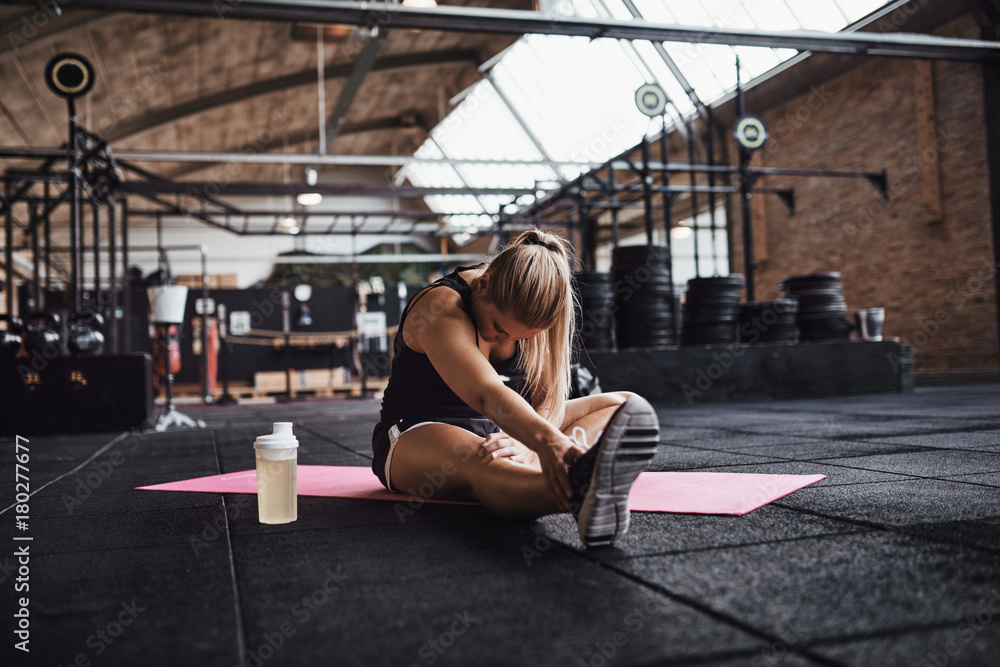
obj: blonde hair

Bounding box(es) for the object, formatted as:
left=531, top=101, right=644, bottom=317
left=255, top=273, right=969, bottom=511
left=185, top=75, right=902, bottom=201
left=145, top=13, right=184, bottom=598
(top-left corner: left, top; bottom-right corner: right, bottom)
left=482, top=229, right=576, bottom=424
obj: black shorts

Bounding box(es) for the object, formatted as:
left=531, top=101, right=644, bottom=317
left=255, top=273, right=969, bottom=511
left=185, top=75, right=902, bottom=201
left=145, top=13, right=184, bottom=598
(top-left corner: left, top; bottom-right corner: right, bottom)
left=371, top=416, right=500, bottom=491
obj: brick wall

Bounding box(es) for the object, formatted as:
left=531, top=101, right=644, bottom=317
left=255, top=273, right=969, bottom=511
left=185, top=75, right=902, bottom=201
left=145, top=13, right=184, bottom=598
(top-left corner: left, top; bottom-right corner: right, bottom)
left=729, top=14, right=999, bottom=371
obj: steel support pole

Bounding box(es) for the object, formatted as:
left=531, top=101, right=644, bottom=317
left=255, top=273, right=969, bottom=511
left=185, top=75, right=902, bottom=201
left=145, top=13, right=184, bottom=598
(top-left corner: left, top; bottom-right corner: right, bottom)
left=608, top=164, right=619, bottom=246
left=4, top=179, right=13, bottom=322
left=92, top=198, right=101, bottom=306
left=974, top=5, right=1000, bottom=365
left=737, top=58, right=756, bottom=302
left=107, top=195, right=117, bottom=354
left=122, top=198, right=131, bottom=352
left=707, top=107, right=720, bottom=275
left=687, top=119, right=701, bottom=277
left=68, top=97, right=81, bottom=312
left=201, top=246, right=211, bottom=404
left=641, top=137, right=655, bottom=245
left=659, top=128, right=678, bottom=339
left=578, top=189, right=595, bottom=271
left=31, top=202, right=40, bottom=311
left=43, top=180, right=51, bottom=294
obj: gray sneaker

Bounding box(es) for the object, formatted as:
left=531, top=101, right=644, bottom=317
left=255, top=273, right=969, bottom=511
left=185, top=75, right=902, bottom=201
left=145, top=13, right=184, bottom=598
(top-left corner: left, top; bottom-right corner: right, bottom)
left=567, top=396, right=659, bottom=547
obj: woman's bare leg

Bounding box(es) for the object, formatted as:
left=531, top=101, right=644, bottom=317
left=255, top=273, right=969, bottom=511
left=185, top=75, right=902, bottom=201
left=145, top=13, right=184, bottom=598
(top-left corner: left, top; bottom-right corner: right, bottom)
left=389, top=392, right=645, bottom=520
left=389, top=423, right=562, bottom=519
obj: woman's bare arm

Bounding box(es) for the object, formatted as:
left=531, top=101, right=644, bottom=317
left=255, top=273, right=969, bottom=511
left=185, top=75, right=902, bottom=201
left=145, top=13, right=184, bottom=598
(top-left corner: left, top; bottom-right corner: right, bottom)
left=405, top=288, right=580, bottom=506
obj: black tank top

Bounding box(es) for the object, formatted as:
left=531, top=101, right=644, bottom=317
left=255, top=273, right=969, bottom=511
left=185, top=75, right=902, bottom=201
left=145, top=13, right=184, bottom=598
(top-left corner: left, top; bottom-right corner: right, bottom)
left=378, top=266, right=521, bottom=423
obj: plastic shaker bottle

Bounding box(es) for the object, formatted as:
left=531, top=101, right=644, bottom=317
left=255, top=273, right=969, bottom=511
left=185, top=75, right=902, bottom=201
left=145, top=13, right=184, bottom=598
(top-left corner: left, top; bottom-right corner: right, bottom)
left=254, top=422, right=298, bottom=524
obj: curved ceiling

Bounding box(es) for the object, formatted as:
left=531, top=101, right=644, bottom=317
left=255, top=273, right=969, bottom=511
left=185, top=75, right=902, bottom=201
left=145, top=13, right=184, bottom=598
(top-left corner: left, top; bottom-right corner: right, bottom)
left=0, top=1, right=530, bottom=187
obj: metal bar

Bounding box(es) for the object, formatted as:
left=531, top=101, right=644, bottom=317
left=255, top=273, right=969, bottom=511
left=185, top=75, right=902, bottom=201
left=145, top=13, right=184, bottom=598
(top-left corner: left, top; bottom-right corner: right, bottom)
left=133, top=195, right=250, bottom=234
left=200, top=246, right=210, bottom=404
left=687, top=119, right=700, bottom=278
left=579, top=189, right=594, bottom=271
left=659, top=128, right=678, bottom=340
left=707, top=108, right=719, bottom=276
left=2, top=146, right=893, bottom=181
left=107, top=195, right=117, bottom=354
left=114, top=159, right=244, bottom=215
left=122, top=198, right=131, bottom=352
left=68, top=97, right=82, bottom=312
left=316, top=28, right=326, bottom=153
left=42, top=0, right=1000, bottom=61
left=125, top=208, right=449, bottom=219
left=156, top=213, right=165, bottom=277
left=1, top=170, right=68, bottom=183
left=116, top=181, right=539, bottom=198
left=92, top=198, right=101, bottom=306
left=659, top=129, right=673, bottom=238
left=269, top=253, right=490, bottom=265
left=737, top=58, right=756, bottom=302
left=608, top=164, right=619, bottom=246
left=114, top=150, right=628, bottom=168
left=325, top=29, right=387, bottom=148
left=976, top=9, right=1000, bottom=365
left=43, top=180, right=51, bottom=294
left=751, top=166, right=887, bottom=180
left=4, top=179, right=13, bottom=322
left=641, top=137, right=654, bottom=245
left=30, top=202, right=40, bottom=311
left=0, top=148, right=66, bottom=160
left=0, top=155, right=65, bottom=221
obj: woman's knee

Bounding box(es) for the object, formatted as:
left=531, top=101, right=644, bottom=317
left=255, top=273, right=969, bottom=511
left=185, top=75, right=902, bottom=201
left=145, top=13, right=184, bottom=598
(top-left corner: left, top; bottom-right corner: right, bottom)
left=608, top=391, right=636, bottom=404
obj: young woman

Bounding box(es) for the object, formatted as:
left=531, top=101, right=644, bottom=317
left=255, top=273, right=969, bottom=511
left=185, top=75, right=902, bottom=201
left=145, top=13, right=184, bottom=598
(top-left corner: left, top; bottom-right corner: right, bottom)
left=371, top=229, right=659, bottom=546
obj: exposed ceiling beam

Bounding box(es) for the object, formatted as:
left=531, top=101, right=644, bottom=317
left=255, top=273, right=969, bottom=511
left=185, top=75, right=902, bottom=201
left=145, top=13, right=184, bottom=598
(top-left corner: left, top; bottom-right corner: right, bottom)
left=158, top=111, right=431, bottom=180
left=80, top=149, right=608, bottom=168
left=323, top=28, right=387, bottom=149
left=116, top=181, right=540, bottom=198
left=26, top=0, right=1000, bottom=61
left=268, top=253, right=488, bottom=262
left=128, top=208, right=450, bottom=219
left=0, top=145, right=757, bottom=171
left=100, top=48, right=480, bottom=143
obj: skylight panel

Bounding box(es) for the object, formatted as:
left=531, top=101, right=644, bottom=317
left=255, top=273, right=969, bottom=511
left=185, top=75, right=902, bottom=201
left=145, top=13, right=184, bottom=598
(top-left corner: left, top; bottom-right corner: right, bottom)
left=732, top=45, right=782, bottom=79
left=405, top=0, right=896, bottom=224
left=783, top=0, right=849, bottom=31
left=740, top=0, right=801, bottom=31
left=833, top=0, right=891, bottom=23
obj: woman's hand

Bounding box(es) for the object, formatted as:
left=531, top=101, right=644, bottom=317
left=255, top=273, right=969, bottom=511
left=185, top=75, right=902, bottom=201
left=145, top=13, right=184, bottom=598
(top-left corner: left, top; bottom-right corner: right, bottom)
left=478, top=432, right=535, bottom=465
left=535, top=434, right=586, bottom=512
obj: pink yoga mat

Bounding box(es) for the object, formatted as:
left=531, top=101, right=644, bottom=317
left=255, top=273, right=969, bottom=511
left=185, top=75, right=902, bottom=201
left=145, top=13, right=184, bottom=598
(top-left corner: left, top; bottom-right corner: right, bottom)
left=136, top=465, right=825, bottom=515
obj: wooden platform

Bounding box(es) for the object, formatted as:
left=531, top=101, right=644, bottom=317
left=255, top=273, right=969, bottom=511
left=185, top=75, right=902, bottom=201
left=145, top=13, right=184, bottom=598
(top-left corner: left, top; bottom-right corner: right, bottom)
left=172, top=377, right=388, bottom=402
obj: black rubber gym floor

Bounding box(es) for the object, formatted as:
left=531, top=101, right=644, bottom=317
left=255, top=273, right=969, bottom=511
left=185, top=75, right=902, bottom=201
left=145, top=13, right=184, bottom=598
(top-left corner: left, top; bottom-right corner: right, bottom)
left=2, top=384, right=999, bottom=666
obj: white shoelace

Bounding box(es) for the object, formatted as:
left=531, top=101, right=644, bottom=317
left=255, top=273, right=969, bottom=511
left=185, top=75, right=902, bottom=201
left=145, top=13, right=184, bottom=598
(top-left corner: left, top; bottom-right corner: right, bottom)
left=571, top=426, right=602, bottom=450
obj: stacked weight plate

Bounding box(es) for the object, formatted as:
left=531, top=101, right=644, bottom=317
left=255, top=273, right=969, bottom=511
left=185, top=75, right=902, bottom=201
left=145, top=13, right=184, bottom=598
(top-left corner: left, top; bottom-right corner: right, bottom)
left=738, top=299, right=798, bottom=343
left=574, top=271, right=615, bottom=351
left=611, top=245, right=676, bottom=349
left=780, top=272, right=852, bottom=341
left=681, top=275, right=745, bottom=345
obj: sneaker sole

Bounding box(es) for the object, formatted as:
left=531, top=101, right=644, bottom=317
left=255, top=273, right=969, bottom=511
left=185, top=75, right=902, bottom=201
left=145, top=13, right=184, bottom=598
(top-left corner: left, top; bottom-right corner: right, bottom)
left=577, top=396, right=659, bottom=547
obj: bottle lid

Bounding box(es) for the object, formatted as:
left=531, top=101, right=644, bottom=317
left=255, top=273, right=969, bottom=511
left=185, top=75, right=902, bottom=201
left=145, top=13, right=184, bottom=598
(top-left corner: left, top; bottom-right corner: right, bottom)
left=254, top=422, right=299, bottom=450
